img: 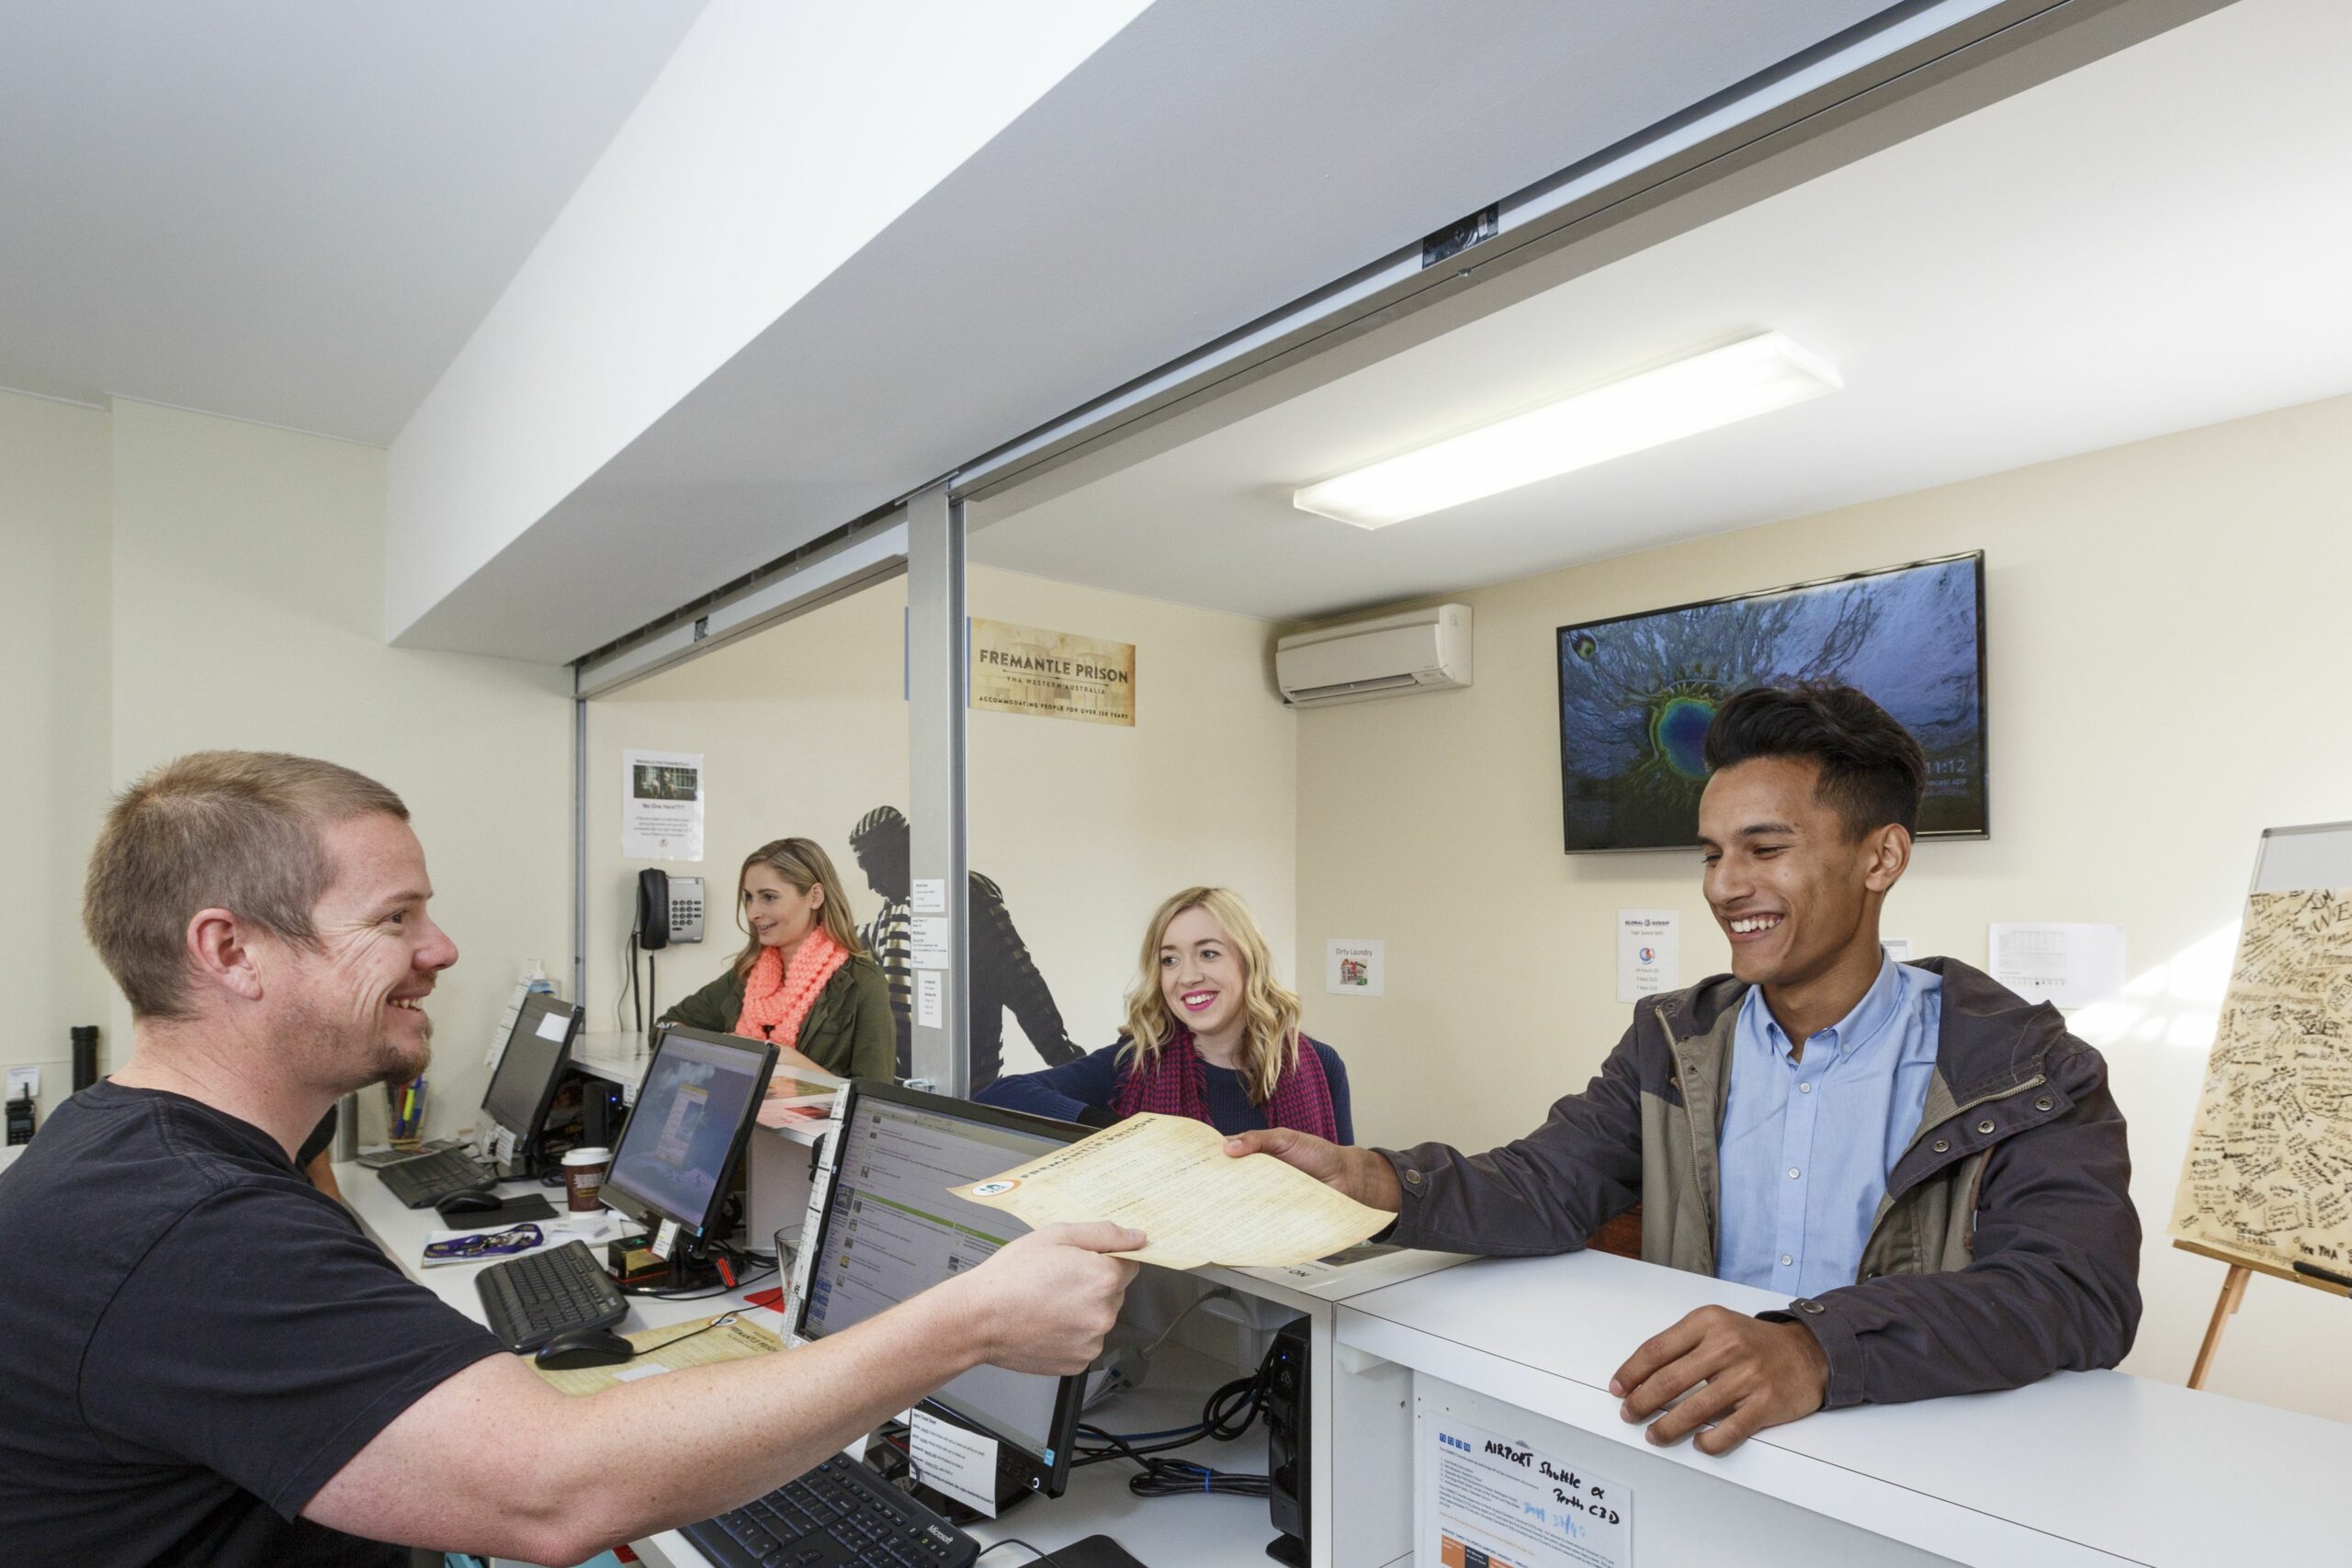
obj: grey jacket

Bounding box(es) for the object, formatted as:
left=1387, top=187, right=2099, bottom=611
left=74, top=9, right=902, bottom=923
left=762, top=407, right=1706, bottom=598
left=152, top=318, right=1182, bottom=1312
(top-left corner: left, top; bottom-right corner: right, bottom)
left=1380, top=958, right=2142, bottom=1409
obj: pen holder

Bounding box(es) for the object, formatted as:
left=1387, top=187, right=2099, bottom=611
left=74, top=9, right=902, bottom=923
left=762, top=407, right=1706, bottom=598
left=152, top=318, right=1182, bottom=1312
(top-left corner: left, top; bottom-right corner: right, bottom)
left=385, top=1077, right=427, bottom=1150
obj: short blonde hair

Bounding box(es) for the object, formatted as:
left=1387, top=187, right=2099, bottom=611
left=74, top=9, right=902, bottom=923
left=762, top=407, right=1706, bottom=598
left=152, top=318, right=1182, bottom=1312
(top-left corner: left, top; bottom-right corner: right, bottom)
left=84, top=750, right=409, bottom=1019
left=730, top=838, right=866, bottom=976
left=1119, top=886, right=1301, bottom=1104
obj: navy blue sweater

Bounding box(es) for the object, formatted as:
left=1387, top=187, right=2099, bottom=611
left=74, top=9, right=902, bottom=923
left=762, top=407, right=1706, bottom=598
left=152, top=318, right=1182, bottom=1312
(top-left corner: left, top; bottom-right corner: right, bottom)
left=977, top=1039, right=1353, bottom=1145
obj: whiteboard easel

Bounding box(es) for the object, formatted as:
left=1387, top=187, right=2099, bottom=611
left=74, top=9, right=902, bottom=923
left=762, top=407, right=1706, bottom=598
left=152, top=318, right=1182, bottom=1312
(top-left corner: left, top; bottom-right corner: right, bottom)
left=2177, top=820, right=2352, bottom=1389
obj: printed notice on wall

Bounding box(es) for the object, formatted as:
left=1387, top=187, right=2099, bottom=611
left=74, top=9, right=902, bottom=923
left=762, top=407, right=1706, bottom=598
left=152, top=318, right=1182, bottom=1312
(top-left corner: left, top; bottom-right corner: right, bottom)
left=1424, top=1413, right=1632, bottom=1568
left=908, top=917, right=950, bottom=970
left=915, top=969, right=944, bottom=1029
left=1989, top=922, right=2125, bottom=1009
left=970, top=617, right=1135, bottom=727
left=1615, top=910, right=1679, bottom=1003
left=1325, top=938, right=1385, bottom=996
left=620, top=750, right=705, bottom=862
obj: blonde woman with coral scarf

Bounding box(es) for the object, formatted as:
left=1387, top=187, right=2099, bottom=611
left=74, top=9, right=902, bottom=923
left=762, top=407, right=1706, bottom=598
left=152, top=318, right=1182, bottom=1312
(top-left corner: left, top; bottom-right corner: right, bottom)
left=660, top=839, right=895, bottom=1092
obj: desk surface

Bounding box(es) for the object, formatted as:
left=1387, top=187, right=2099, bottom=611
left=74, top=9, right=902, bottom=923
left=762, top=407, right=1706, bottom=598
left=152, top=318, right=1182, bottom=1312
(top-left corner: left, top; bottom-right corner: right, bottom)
left=335, top=1158, right=765, bottom=1333
left=340, top=1157, right=1273, bottom=1568
left=637, top=1348, right=1278, bottom=1568
left=1340, top=1249, right=2352, bottom=1568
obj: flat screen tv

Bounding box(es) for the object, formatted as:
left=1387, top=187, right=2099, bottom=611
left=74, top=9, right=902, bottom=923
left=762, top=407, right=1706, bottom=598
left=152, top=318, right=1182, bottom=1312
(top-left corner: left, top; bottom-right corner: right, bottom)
left=1556, top=551, right=1986, bottom=852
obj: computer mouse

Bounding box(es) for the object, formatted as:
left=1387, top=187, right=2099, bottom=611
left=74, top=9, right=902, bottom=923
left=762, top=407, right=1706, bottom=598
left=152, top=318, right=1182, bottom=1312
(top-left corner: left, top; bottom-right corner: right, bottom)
left=435, top=1188, right=504, bottom=1215
left=533, top=1328, right=636, bottom=1371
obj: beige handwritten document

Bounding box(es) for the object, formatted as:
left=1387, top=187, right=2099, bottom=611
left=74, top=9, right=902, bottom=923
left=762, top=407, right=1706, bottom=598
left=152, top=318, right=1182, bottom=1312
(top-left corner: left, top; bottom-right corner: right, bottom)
left=531, top=1313, right=782, bottom=1397
left=948, top=1112, right=1392, bottom=1269
left=2171, top=887, right=2352, bottom=1272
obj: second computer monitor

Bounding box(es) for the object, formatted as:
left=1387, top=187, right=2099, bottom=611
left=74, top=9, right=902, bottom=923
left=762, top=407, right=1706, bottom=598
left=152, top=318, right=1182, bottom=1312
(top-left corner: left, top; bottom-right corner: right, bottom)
left=480, top=992, right=582, bottom=1164
left=794, top=1081, right=1090, bottom=1501
left=602, top=1023, right=777, bottom=1242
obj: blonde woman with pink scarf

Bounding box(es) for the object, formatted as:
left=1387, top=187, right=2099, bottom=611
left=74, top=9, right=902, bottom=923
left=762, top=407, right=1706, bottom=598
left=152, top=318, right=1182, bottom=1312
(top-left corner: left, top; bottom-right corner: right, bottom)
left=660, top=839, right=894, bottom=1091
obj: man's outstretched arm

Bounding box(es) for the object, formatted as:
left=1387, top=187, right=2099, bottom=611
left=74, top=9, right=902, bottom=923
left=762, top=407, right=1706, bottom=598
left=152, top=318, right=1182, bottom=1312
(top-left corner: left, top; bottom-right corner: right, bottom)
left=305, top=1223, right=1142, bottom=1564
left=1233, top=1015, right=1648, bottom=1257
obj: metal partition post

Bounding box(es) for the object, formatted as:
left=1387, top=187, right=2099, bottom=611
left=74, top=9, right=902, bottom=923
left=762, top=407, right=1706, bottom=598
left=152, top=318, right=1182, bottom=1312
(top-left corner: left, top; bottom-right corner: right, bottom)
left=572, top=694, right=589, bottom=1008
left=905, top=484, right=970, bottom=1097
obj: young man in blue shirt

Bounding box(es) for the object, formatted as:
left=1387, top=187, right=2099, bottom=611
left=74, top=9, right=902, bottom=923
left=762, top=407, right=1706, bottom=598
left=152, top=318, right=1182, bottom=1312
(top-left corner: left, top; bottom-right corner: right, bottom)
left=1233, top=682, right=2140, bottom=1455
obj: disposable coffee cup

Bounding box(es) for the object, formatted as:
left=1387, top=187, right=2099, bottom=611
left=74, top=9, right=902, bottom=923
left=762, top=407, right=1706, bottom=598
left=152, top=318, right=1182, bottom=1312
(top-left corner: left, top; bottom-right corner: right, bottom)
left=563, top=1146, right=611, bottom=1213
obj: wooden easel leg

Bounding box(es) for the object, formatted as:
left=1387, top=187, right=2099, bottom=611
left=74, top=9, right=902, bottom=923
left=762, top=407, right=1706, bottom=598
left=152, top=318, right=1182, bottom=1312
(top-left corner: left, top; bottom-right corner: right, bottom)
left=2188, top=1264, right=2252, bottom=1390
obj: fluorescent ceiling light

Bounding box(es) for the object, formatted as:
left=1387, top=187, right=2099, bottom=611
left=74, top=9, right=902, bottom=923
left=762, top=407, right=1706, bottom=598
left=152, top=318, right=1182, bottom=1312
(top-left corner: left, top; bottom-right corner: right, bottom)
left=1292, top=331, right=1842, bottom=529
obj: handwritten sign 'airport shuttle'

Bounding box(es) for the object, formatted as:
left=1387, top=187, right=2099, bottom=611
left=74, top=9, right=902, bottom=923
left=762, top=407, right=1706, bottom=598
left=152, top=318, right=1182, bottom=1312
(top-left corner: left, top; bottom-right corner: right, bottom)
left=969, top=618, right=1135, bottom=727
left=1425, top=1412, right=1633, bottom=1568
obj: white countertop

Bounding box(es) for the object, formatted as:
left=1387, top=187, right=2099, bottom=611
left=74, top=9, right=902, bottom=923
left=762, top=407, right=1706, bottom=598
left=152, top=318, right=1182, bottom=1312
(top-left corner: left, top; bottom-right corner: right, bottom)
left=1340, top=1249, right=2352, bottom=1568
left=334, top=1158, right=775, bottom=1332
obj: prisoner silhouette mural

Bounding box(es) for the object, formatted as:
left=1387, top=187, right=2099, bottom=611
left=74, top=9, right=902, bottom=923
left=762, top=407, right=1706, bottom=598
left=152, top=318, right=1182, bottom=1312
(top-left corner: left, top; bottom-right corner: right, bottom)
left=848, top=806, right=1083, bottom=1089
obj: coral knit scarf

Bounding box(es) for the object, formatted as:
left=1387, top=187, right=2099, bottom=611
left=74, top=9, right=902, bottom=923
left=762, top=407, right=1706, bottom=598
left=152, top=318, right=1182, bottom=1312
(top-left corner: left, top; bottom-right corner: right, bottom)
left=1112, top=1028, right=1340, bottom=1140
left=734, top=928, right=848, bottom=1050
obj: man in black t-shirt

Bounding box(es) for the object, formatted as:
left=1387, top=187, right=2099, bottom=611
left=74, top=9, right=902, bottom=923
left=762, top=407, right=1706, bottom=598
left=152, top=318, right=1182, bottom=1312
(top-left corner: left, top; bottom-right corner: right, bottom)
left=0, top=751, right=1141, bottom=1568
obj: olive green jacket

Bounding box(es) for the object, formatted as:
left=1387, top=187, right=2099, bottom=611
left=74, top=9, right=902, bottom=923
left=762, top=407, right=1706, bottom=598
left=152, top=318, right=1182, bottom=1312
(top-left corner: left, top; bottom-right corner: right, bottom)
left=660, top=952, right=896, bottom=1082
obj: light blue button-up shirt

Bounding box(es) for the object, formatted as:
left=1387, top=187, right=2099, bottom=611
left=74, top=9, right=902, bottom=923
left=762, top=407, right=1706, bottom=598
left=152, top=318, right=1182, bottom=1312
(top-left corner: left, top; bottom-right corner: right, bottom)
left=1715, top=956, right=1943, bottom=1299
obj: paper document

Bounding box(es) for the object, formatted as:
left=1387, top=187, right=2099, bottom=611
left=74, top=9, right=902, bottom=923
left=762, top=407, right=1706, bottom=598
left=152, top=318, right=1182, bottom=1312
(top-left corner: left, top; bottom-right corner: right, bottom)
left=1423, top=1408, right=1632, bottom=1568
left=419, top=1211, right=621, bottom=1267
left=532, top=1312, right=783, bottom=1396
left=949, top=1112, right=1393, bottom=1269
left=1616, top=910, right=1679, bottom=1003
left=1989, top=922, right=2125, bottom=1009
left=619, top=749, right=705, bottom=861
left=908, top=1409, right=1001, bottom=1517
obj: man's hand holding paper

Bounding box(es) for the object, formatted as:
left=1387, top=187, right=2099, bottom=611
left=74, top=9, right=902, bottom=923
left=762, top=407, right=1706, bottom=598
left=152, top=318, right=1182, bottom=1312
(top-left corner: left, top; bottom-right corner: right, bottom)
left=948, top=1112, right=1394, bottom=1269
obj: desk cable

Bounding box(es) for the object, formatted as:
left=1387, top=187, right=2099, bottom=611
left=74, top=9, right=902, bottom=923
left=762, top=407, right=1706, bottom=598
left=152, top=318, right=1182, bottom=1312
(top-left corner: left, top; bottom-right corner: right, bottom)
left=972, top=1540, right=1057, bottom=1564
left=1068, top=1337, right=1276, bottom=1499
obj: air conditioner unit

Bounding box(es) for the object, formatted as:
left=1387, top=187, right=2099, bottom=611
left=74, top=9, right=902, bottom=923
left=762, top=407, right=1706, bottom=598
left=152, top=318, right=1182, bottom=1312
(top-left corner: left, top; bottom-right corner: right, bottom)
left=1275, top=604, right=1473, bottom=708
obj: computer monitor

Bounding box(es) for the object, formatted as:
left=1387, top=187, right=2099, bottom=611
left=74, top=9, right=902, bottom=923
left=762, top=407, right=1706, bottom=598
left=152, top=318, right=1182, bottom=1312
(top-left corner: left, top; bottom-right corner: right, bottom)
left=603, top=1023, right=777, bottom=1242
left=793, top=1080, right=1090, bottom=1501
left=479, top=992, right=582, bottom=1168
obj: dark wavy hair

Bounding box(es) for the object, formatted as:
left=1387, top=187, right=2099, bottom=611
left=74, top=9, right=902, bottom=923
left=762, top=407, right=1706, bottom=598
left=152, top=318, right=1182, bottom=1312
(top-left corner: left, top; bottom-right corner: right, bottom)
left=1702, top=682, right=1926, bottom=838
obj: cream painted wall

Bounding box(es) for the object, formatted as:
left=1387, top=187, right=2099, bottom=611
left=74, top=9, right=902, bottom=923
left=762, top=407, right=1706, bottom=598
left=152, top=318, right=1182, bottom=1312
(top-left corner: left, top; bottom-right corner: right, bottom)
left=583, top=566, right=1296, bottom=1071
left=1294, top=391, right=2352, bottom=1423
left=0, top=390, right=114, bottom=1127
left=104, top=400, right=573, bottom=1138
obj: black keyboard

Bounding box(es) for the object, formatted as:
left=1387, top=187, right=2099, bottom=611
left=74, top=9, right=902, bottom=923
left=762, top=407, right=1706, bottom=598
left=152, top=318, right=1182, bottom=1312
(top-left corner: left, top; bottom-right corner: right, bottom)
left=376, top=1146, right=497, bottom=1208
left=682, top=1454, right=978, bottom=1568
left=474, top=1240, right=628, bottom=1353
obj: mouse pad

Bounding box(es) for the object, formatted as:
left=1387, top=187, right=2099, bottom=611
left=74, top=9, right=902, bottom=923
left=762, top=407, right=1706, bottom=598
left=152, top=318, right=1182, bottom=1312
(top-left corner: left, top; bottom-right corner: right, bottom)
left=1040, top=1537, right=1149, bottom=1568
left=435, top=1192, right=555, bottom=1227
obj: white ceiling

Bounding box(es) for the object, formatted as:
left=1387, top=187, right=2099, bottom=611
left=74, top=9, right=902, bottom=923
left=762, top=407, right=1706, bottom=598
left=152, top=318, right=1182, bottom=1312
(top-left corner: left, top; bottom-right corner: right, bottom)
left=971, top=0, right=2352, bottom=625
left=0, top=0, right=704, bottom=443
left=397, top=0, right=1917, bottom=660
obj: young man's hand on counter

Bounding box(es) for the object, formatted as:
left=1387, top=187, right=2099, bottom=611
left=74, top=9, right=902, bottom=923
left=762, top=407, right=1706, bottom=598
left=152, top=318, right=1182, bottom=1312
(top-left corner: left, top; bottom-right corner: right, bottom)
left=1611, top=1305, right=1829, bottom=1455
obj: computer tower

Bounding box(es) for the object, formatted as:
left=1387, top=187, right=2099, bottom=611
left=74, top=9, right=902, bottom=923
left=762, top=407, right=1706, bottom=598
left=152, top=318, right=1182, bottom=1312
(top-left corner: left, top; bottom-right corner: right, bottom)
left=1263, top=1314, right=1310, bottom=1565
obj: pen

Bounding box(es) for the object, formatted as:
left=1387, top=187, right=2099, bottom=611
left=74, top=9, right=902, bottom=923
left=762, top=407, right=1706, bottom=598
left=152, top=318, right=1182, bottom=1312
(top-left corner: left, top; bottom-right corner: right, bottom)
left=2291, top=1260, right=2352, bottom=1292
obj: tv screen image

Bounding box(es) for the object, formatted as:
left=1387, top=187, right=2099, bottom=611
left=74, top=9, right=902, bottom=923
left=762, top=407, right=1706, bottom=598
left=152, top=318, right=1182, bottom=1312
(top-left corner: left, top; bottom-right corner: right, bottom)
left=1556, top=552, right=1985, bottom=852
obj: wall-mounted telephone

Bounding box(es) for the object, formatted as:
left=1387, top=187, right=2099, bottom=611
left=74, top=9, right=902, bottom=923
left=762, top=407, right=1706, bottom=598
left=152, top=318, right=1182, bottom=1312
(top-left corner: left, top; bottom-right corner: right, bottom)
left=635, top=870, right=707, bottom=949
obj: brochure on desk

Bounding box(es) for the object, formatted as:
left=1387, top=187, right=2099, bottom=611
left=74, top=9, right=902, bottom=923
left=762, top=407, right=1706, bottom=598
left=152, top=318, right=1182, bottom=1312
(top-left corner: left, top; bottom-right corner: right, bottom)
left=781, top=1094, right=852, bottom=1334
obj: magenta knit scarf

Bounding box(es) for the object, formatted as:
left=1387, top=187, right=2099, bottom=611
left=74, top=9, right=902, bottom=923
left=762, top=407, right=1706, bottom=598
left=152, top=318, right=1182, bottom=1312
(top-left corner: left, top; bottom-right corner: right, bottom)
left=1111, top=1028, right=1340, bottom=1141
